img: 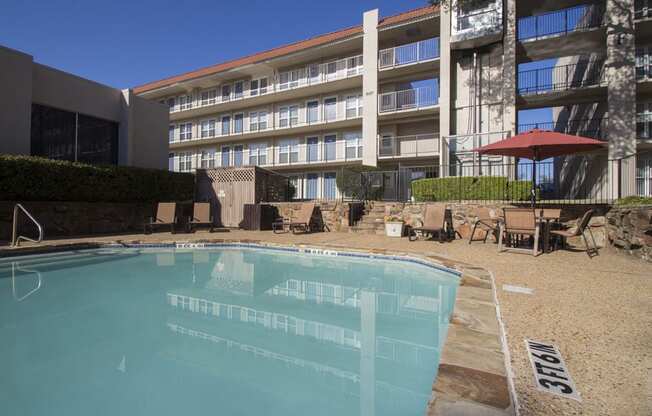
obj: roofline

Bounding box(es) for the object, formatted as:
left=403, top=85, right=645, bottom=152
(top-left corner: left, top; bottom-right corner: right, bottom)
left=133, top=5, right=439, bottom=95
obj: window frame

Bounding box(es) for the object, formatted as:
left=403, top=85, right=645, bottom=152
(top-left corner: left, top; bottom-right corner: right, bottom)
left=179, top=122, right=193, bottom=141
left=324, top=96, right=338, bottom=121
left=200, top=119, right=216, bottom=138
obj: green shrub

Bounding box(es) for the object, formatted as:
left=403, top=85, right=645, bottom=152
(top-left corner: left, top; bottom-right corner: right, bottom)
left=615, top=196, right=652, bottom=206
left=0, top=154, right=194, bottom=203
left=411, top=176, right=532, bottom=202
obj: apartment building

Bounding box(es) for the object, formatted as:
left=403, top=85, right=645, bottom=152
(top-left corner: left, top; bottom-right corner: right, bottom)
left=0, top=45, right=169, bottom=169
left=134, top=1, right=651, bottom=199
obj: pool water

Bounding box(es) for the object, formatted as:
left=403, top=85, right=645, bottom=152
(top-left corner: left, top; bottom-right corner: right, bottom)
left=0, top=247, right=459, bottom=416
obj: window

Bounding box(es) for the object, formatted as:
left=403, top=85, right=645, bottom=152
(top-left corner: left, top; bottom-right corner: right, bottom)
left=234, top=145, right=243, bottom=166
left=307, top=100, right=319, bottom=123
left=279, top=105, right=299, bottom=128
left=306, top=173, right=319, bottom=199
left=325, top=61, right=339, bottom=80
left=347, top=55, right=362, bottom=76
left=221, top=116, right=231, bottom=135
left=249, top=142, right=267, bottom=166
left=221, top=84, right=231, bottom=101
left=345, top=96, right=358, bottom=118
left=178, top=95, right=192, bottom=110
left=637, top=102, right=652, bottom=138
left=200, top=150, right=215, bottom=168
left=201, top=120, right=216, bottom=138
left=323, top=172, right=337, bottom=200
left=201, top=90, right=216, bottom=106
left=168, top=125, right=176, bottom=143
left=324, top=97, right=337, bottom=121
left=168, top=153, right=175, bottom=171
left=278, top=139, right=299, bottom=164
left=636, top=46, right=652, bottom=79
left=179, top=123, right=193, bottom=141
left=234, top=81, right=244, bottom=99
left=306, top=136, right=319, bottom=162
left=179, top=152, right=193, bottom=172
left=324, top=134, right=337, bottom=161
left=308, top=63, right=320, bottom=83
left=279, top=69, right=301, bottom=90
left=234, top=113, right=244, bottom=133
left=289, top=175, right=302, bottom=199
left=167, top=97, right=176, bottom=111
left=249, top=111, right=267, bottom=131
left=637, top=156, right=652, bottom=196
left=250, top=78, right=268, bottom=96
left=221, top=146, right=231, bottom=167
left=345, top=132, right=362, bottom=159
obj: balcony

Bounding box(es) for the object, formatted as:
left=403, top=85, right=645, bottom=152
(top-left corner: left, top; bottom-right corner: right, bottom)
left=379, top=38, right=440, bottom=72
left=636, top=0, right=652, bottom=20
left=378, top=134, right=440, bottom=159
left=172, top=138, right=362, bottom=172
left=444, top=131, right=511, bottom=158
left=517, top=61, right=606, bottom=108
left=637, top=113, right=652, bottom=140
left=451, top=4, right=503, bottom=50
left=167, top=54, right=363, bottom=119
left=378, top=86, right=439, bottom=116
left=518, top=5, right=604, bottom=42
left=169, top=111, right=362, bottom=149
left=519, top=117, right=609, bottom=140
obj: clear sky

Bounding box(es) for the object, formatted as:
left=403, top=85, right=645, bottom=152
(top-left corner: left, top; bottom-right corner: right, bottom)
left=0, top=0, right=428, bottom=89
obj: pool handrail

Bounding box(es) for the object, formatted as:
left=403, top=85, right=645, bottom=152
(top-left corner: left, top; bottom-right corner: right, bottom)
left=11, top=203, right=44, bottom=247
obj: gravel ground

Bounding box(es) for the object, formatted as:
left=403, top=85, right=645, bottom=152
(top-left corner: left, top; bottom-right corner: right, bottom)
left=3, top=230, right=651, bottom=415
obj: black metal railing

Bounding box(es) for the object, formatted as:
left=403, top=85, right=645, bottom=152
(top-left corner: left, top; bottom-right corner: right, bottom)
left=635, top=0, right=652, bottom=20
left=518, top=4, right=604, bottom=41
left=518, top=117, right=609, bottom=140
left=339, top=156, right=626, bottom=205
left=518, top=61, right=605, bottom=95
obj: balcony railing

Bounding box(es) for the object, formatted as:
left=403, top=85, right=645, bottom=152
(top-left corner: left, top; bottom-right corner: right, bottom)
left=455, top=7, right=501, bottom=32
left=378, top=134, right=440, bottom=158
left=171, top=139, right=362, bottom=172
left=169, top=110, right=362, bottom=145
left=378, top=86, right=439, bottom=113
left=637, top=112, right=652, bottom=139
left=519, top=117, right=609, bottom=140
left=379, top=38, right=440, bottom=69
left=518, top=61, right=605, bottom=95
left=444, top=131, right=511, bottom=154
left=518, top=4, right=604, bottom=41
left=167, top=54, right=363, bottom=114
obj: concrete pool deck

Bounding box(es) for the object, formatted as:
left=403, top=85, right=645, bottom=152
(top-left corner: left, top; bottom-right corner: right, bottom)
left=2, top=230, right=651, bottom=415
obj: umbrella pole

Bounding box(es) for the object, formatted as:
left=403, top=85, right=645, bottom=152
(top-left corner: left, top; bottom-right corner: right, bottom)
left=531, top=150, right=538, bottom=208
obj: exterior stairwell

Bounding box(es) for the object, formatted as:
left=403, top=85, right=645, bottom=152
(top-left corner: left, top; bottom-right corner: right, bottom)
left=349, top=201, right=393, bottom=235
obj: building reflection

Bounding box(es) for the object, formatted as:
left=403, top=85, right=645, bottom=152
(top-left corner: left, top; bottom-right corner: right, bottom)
left=165, top=248, right=458, bottom=416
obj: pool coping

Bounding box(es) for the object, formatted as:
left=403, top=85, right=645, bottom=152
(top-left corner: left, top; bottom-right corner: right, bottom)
left=1, top=238, right=516, bottom=415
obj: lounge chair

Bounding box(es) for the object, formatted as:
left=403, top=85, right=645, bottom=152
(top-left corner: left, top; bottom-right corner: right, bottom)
left=187, top=202, right=214, bottom=233
left=468, top=207, right=501, bottom=244
left=273, top=203, right=316, bottom=234
left=409, top=204, right=453, bottom=242
left=144, top=202, right=178, bottom=234
left=550, top=209, right=598, bottom=257
left=498, top=208, right=540, bottom=256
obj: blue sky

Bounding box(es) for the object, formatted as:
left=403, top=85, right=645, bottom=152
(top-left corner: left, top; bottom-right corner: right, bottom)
left=0, top=0, right=426, bottom=89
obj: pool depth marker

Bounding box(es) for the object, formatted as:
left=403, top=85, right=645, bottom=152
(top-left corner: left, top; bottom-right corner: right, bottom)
left=524, top=339, right=581, bottom=402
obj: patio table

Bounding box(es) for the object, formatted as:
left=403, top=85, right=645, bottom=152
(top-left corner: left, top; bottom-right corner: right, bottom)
left=536, top=212, right=561, bottom=253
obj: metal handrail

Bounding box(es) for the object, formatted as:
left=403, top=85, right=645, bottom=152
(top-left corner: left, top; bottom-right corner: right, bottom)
left=11, top=203, right=43, bottom=247
left=12, top=262, right=42, bottom=301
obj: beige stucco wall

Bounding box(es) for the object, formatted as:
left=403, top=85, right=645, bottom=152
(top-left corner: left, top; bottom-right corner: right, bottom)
left=0, top=46, right=33, bottom=155
left=0, top=44, right=167, bottom=170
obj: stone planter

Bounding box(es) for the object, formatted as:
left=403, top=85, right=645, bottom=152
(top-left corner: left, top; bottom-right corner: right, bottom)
left=385, top=222, right=404, bottom=237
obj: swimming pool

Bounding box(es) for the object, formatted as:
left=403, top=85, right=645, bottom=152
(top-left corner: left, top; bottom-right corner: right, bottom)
left=0, top=246, right=459, bottom=416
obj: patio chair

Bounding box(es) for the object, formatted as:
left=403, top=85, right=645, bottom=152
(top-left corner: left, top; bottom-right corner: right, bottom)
left=468, top=207, right=501, bottom=244
left=187, top=202, right=214, bottom=233
left=144, top=202, right=178, bottom=234
left=272, top=203, right=316, bottom=234
left=409, top=204, right=453, bottom=242
left=550, top=209, right=598, bottom=257
left=498, top=208, right=541, bottom=256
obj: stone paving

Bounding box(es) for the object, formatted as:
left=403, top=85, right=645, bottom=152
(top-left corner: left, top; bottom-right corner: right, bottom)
left=2, top=229, right=651, bottom=415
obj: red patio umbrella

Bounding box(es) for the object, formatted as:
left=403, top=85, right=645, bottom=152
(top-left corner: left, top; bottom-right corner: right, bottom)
left=473, top=128, right=606, bottom=204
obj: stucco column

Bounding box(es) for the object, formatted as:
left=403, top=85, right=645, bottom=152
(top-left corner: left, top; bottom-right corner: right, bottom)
left=606, top=0, right=637, bottom=197
left=438, top=7, right=451, bottom=177
left=362, top=9, right=379, bottom=167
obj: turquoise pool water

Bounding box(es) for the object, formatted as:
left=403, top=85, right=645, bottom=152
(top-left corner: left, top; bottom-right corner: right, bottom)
left=0, top=247, right=459, bottom=416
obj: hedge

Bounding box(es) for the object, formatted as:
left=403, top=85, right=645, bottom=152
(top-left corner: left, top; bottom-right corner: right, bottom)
left=411, top=176, right=533, bottom=202
left=0, top=154, right=194, bottom=203
left=615, top=196, right=652, bottom=206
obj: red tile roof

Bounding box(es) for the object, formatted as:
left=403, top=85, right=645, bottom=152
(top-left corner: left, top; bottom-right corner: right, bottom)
left=133, top=5, right=439, bottom=94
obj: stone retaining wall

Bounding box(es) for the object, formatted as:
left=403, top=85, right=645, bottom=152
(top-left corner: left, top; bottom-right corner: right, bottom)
left=266, top=201, right=354, bottom=232
left=605, top=205, right=652, bottom=262
left=0, top=201, right=156, bottom=242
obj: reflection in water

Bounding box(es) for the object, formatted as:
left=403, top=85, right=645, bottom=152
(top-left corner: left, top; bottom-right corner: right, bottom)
left=0, top=247, right=458, bottom=416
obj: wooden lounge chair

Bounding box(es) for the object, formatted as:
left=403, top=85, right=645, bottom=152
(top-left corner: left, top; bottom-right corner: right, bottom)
left=468, top=207, right=501, bottom=244
left=409, top=204, right=453, bottom=242
left=273, top=203, right=316, bottom=234
left=144, top=202, right=178, bottom=234
left=187, top=202, right=214, bottom=233
left=550, top=209, right=598, bottom=257
left=498, top=208, right=541, bottom=256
